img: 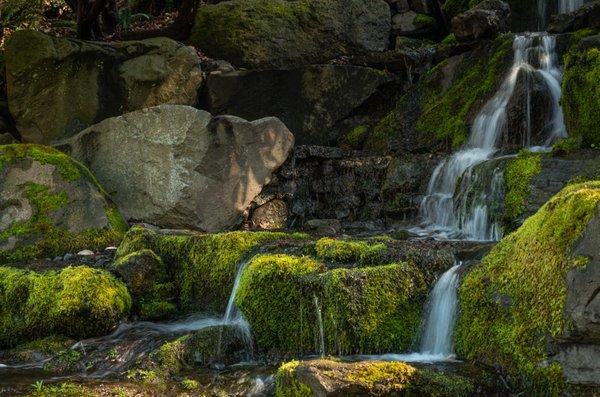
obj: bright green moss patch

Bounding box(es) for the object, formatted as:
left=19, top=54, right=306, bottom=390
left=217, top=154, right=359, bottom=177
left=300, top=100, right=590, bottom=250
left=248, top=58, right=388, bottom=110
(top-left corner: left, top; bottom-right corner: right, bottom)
left=340, top=124, right=369, bottom=150
left=322, top=263, right=426, bottom=354
left=413, top=13, right=437, bottom=28
left=0, top=265, right=131, bottom=348
left=276, top=359, right=474, bottom=396
left=314, top=237, right=387, bottom=265
left=562, top=46, right=600, bottom=148
left=0, top=144, right=127, bottom=264
left=115, top=226, right=308, bottom=314
left=503, top=150, right=542, bottom=221
left=456, top=181, right=600, bottom=392
left=236, top=254, right=427, bottom=355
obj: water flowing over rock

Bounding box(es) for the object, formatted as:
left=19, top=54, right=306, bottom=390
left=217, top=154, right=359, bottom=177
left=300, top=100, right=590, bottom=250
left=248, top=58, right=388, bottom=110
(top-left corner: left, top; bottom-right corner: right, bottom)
left=413, top=34, right=567, bottom=241
left=57, top=105, right=294, bottom=232
left=451, top=0, right=511, bottom=42
left=189, top=0, right=391, bottom=69
left=5, top=30, right=203, bottom=145
left=548, top=0, right=600, bottom=33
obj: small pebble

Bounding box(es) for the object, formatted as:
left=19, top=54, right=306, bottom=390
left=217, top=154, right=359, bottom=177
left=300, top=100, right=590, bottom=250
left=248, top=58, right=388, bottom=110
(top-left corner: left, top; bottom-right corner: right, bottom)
left=77, top=249, right=95, bottom=256
left=63, top=253, right=76, bottom=261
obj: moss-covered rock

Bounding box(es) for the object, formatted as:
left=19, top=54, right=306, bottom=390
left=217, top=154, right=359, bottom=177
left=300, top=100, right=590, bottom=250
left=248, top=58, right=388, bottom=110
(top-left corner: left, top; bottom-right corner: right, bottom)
left=503, top=150, right=542, bottom=222
left=0, top=144, right=127, bottom=264
left=275, top=359, right=474, bottom=396
left=456, top=181, right=600, bottom=392
left=562, top=39, right=600, bottom=148
left=114, top=226, right=308, bottom=315
left=366, top=34, right=514, bottom=153
left=0, top=265, right=131, bottom=348
left=189, top=0, right=390, bottom=69
left=235, top=253, right=427, bottom=355
left=314, top=237, right=387, bottom=265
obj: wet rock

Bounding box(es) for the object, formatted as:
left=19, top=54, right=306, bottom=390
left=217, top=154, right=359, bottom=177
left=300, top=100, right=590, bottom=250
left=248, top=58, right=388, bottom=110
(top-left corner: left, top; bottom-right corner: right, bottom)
left=504, top=68, right=554, bottom=148
left=451, top=0, right=511, bottom=42
left=5, top=30, right=203, bottom=144
left=553, top=343, right=600, bottom=386
left=0, top=144, right=126, bottom=264
left=58, top=105, right=294, bottom=232
left=548, top=0, right=600, bottom=33
left=184, top=325, right=249, bottom=367
left=189, top=0, right=391, bottom=69
left=304, top=219, right=342, bottom=234
left=275, top=359, right=474, bottom=396
left=250, top=199, right=288, bottom=230
left=201, top=66, right=393, bottom=146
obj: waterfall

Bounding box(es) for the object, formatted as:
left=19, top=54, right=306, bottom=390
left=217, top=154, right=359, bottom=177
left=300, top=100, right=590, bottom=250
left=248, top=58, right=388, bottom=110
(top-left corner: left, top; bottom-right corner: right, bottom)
left=412, top=34, right=567, bottom=241
left=419, top=263, right=462, bottom=358
left=558, top=0, right=585, bottom=13
left=223, top=257, right=253, bottom=343
left=313, top=295, right=325, bottom=358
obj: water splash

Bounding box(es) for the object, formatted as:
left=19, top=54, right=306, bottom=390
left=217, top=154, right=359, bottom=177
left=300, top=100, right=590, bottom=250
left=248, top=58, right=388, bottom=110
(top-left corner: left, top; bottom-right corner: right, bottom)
left=412, top=34, right=566, bottom=241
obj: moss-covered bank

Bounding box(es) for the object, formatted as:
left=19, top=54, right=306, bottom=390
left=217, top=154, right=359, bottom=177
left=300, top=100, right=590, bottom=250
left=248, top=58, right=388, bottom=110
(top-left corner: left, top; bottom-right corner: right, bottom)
left=456, top=181, right=600, bottom=392
left=114, top=226, right=307, bottom=318
left=367, top=34, right=514, bottom=153
left=275, top=359, right=474, bottom=397
left=0, top=144, right=128, bottom=264
left=0, top=265, right=131, bottom=348
left=235, top=252, right=428, bottom=356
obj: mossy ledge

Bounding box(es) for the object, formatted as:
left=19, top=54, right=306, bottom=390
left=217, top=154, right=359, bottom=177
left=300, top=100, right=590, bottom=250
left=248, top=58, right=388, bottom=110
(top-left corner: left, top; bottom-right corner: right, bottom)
left=503, top=150, right=542, bottom=223
left=456, top=181, right=600, bottom=392
left=0, top=144, right=128, bottom=264
left=275, top=359, right=474, bottom=397
left=0, top=265, right=131, bottom=348
left=114, top=226, right=308, bottom=317
left=235, top=253, right=428, bottom=356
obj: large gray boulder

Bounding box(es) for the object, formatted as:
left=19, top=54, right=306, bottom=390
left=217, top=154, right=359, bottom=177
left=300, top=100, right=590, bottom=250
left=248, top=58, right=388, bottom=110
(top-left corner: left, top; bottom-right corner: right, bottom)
left=201, top=66, right=393, bottom=146
left=451, top=0, right=511, bottom=42
left=189, top=0, right=391, bottom=69
left=57, top=105, right=294, bottom=232
left=5, top=30, right=203, bottom=144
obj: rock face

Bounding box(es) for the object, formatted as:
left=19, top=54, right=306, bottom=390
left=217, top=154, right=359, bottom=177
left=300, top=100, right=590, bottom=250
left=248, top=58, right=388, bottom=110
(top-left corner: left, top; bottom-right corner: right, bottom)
left=548, top=0, right=600, bottom=33
left=201, top=66, right=393, bottom=146
left=189, top=0, right=391, bottom=69
left=58, top=105, right=294, bottom=232
left=5, top=30, right=203, bottom=144
left=451, top=0, right=511, bottom=42
left=0, top=144, right=127, bottom=264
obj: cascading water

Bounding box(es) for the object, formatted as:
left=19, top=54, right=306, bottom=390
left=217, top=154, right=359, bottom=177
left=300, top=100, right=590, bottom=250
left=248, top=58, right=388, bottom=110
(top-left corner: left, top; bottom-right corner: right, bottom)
left=558, top=0, right=585, bottom=13
left=0, top=257, right=255, bottom=377
left=412, top=33, right=567, bottom=241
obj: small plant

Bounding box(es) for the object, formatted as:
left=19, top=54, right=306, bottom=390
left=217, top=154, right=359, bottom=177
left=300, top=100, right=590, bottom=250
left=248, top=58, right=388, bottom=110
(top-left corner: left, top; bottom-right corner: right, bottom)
left=30, top=380, right=44, bottom=392
left=180, top=378, right=200, bottom=390
left=118, top=8, right=150, bottom=32
left=107, top=347, right=119, bottom=361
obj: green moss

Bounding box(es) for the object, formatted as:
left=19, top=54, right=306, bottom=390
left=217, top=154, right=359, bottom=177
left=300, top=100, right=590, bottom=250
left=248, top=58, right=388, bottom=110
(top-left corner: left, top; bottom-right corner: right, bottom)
left=276, top=359, right=474, bottom=396
left=369, top=34, right=514, bottom=152
left=0, top=265, right=131, bottom=348
left=0, top=144, right=127, bottom=264
left=275, top=360, right=313, bottom=397
left=340, top=124, right=369, bottom=150
left=235, top=254, right=322, bottom=354
left=413, top=13, right=437, bottom=28
left=322, top=263, right=426, bottom=354
left=7, top=335, right=74, bottom=362
left=151, top=336, right=188, bottom=374
left=441, top=33, right=458, bottom=45
left=551, top=137, right=580, bottom=156
left=562, top=47, right=600, bottom=148
left=314, top=237, right=387, bottom=265
left=27, top=382, right=98, bottom=397
left=236, top=254, right=426, bottom=355
left=503, top=150, right=542, bottom=221
left=115, top=226, right=308, bottom=314
left=456, top=181, right=600, bottom=392
left=179, top=378, right=199, bottom=390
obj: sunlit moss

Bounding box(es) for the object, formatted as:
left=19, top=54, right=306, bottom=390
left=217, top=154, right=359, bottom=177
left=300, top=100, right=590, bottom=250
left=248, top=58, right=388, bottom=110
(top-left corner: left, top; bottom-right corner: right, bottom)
left=456, top=181, right=600, bottom=392
left=503, top=150, right=542, bottom=221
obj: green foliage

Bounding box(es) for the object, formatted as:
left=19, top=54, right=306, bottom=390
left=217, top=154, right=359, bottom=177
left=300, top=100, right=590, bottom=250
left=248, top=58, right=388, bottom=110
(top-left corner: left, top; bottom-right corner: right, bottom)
left=314, top=237, right=387, bottom=265
left=236, top=254, right=427, bottom=355
left=275, top=361, right=313, bottom=397
left=456, top=181, right=600, bottom=392
left=503, top=150, right=542, bottom=221
left=27, top=382, right=98, bottom=397
left=562, top=47, right=600, bottom=148
left=0, top=265, right=131, bottom=348
left=7, top=335, right=73, bottom=361
left=340, top=124, right=369, bottom=150
left=441, top=33, right=458, bottom=45
left=115, top=226, right=308, bottom=314
left=0, top=144, right=127, bottom=264
left=179, top=378, right=199, bottom=390
left=413, top=13, right=437, bottom=28
left=551, top=136, right=580, bottom=156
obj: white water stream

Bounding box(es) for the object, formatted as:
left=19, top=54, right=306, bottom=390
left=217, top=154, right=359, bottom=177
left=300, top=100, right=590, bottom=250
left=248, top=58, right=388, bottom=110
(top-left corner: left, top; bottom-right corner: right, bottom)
left=411, top=33, right=567, bottom=242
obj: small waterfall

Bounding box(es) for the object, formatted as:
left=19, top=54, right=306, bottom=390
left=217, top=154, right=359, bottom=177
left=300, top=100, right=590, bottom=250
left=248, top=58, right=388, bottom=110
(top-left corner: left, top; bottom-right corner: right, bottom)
left=313, top=294, right=325, bottom=358
left=558, top=0, right=585, bottom=13
left=222, top=257, right=253, bottom=344
left=412, top=34, right=567, bottom=241
left=419, top=263, right=462, bottom=358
